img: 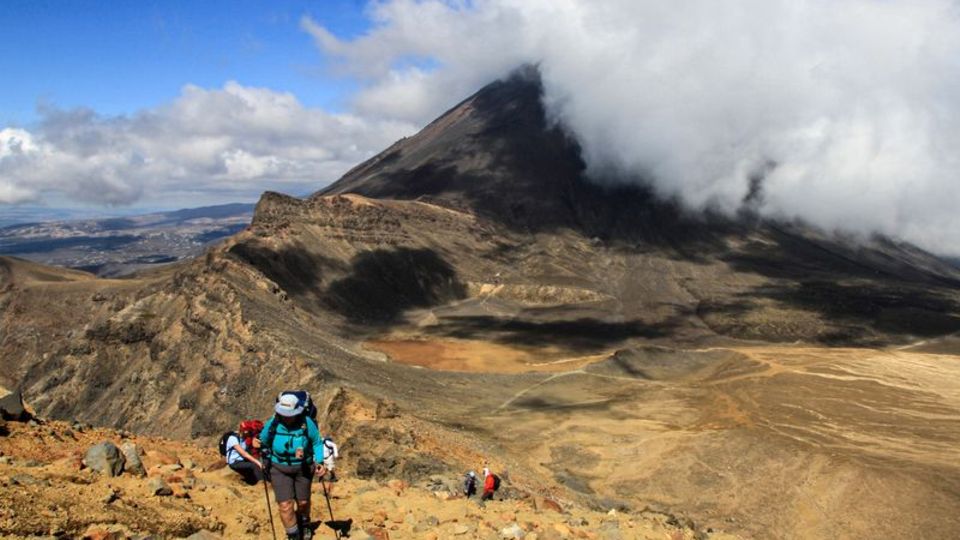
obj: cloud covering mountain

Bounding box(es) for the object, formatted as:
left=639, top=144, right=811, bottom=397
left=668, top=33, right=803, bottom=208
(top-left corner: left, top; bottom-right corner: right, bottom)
left=3, top=0, right=960, bottom=254
left=305, top=0, right=960, bottom=254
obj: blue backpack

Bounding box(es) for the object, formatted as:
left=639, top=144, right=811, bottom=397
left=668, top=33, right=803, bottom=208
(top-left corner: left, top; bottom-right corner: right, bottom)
left=263, top=390, right=319, bottom=464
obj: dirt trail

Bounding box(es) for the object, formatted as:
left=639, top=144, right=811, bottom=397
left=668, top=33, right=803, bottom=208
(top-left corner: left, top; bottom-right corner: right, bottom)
left=0, top=419, right=736, bottom=539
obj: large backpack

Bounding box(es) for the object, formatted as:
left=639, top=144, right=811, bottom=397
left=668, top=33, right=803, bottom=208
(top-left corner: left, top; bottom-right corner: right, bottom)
left=219, top=419, right=265, bottom=458
left=239, top=419, right=264, bottom=458
left=263, top=390, right=318, bottom=463
left=276, top=390, right=317, bottom=421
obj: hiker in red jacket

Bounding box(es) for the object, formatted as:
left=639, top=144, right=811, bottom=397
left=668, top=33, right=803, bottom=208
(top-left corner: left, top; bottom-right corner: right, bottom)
left=481, top=469, right=498, bottom=501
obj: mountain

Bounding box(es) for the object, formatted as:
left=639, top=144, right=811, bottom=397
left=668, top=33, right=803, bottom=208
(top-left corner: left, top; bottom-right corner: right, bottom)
left=0, top=203, right=254, bottom=276
left=2, top=67, right=960, bottom=539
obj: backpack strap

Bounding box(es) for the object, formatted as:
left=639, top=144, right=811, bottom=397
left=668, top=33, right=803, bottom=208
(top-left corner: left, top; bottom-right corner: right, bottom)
left=264, top=414, right=314, bottom=465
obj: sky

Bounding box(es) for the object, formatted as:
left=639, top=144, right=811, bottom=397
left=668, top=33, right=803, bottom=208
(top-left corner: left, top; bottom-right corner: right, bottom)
left=2, top=0, right=960, bottom=254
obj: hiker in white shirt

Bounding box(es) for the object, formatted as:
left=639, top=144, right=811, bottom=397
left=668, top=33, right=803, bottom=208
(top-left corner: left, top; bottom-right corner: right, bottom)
left=321, top=435, right=340, bottom=495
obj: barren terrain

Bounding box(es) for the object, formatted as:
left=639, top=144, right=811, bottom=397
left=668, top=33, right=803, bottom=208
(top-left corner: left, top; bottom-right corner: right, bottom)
left=3, top=68, right=960, bottom=539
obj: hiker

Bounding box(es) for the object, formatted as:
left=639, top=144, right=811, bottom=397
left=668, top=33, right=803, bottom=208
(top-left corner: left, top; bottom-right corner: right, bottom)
left=321, top=434, right=340, bottom=494
left=220, top=420, right=264, bottom=485
left=481, top=468, right=500, bottom=501
left=258, top=392, right=327, bottom=540
left=464, top=470, right=478, bottom=497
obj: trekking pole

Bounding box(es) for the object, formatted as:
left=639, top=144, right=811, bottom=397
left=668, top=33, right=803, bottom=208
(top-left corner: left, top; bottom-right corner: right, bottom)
left=262, top=464, right=278, bottom=540
left=320, top=479, right=340, bottom=540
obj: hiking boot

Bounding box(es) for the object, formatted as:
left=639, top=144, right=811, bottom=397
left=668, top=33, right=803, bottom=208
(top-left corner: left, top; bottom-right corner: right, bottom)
left=301, top=528, right=313, bottom=540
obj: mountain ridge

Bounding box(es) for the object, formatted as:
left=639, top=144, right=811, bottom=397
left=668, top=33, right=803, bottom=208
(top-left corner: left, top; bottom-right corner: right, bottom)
left=3, top=66, right=960, bottom=539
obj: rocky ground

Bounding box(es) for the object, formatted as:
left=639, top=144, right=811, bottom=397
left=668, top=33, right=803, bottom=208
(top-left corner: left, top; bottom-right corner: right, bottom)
left=0, top=416, right=735, bottom=540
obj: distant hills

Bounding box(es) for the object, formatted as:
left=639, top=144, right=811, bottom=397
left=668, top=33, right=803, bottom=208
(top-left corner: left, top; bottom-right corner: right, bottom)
left=0, top=203, right=253, bottom=276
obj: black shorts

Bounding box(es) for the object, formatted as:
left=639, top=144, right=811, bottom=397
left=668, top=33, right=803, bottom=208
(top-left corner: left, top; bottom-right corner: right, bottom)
left=269, top=463, right=314, bottom=502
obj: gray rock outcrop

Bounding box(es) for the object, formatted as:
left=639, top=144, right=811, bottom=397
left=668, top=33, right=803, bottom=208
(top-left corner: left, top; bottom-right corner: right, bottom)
left=83, top=441, right=125, bottom=477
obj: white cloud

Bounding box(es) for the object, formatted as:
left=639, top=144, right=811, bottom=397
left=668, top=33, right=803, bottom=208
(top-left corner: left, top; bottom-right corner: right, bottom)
left=0, top=82, right=416, bottom=207
left=6, top=0, right=960, bottom=255
left=303, top=0, right=960, bottom=254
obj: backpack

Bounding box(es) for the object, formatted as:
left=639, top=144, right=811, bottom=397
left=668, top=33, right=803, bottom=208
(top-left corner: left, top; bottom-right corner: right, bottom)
left=276, top=390, right=317, bottom=421
left=218, top=431, right=238, bottom=457
left=492, top=474, right=501, bottom=491
left=263, top=391, right=318, bottom=463
left=239, top=419, right=264, bottom=458
left=239, top=419, right=264, bottom=435
left=323, top=438, right=337, bottom=459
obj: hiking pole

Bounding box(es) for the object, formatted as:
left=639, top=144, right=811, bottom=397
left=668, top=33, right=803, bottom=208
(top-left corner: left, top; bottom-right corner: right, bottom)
left=320, top=478, right=340, bottom=540
left=262, top=467, right=278, bottom=540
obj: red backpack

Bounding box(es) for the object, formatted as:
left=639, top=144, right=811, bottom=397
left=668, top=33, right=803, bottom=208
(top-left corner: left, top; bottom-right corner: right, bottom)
left=240, top=419, right=264, bottom=458
left=219, top=419, right=265, bottom=459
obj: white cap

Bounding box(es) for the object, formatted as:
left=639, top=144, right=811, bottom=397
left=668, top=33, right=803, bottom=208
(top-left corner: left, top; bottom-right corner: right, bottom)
left=275, top=393, right=304, bottom=417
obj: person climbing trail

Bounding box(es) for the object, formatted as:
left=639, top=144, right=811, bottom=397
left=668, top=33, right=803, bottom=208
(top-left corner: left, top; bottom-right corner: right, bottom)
left=321, top=434, right=340, bottom=496
left=481, top=468, right=500, bottom=501
left=464, top=470, right=478, bottom=497
left=257, top=392, right=326, bottom=540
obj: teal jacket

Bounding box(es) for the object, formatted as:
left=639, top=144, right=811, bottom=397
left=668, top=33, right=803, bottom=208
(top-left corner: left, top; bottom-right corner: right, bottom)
left=259, top=416, right=325, bottom=466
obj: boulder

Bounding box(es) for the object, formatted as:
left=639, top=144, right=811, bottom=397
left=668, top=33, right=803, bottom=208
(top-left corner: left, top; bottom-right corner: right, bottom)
left=121, top=442, right=146, bottom=477
left=84, top=442, right=126, bottom=477
left=148, top=477, right=173, bottom=496
left=500, top=523, right=525, bottom=539
left=10, top=473, right=45, bottom=486
left=0, top=390, right=31, bottom=422
left=102, top=487, right=120, bottom=504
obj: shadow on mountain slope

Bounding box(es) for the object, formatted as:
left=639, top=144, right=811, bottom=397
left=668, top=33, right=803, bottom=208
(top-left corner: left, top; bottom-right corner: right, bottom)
left=227, top=241, right=344, bottom=298
left=424, top=315, right=681, bottom=351
left=755, top=281, right=960, bottom=339
left=325, top=248, right=467, bottom=324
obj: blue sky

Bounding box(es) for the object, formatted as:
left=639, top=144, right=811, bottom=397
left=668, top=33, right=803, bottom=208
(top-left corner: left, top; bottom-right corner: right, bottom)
left=1, top=0, right=369, bottom=126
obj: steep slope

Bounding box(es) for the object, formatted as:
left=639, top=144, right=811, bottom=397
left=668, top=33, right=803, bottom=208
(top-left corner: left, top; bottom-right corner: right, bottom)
left=314, top=67, right=960, bottom=346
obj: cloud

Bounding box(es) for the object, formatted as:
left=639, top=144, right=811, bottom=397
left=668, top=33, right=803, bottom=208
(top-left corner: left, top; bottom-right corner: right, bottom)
left=303, top=0, right=960, bottom=254
left=0, top=82, right=416, bottom=207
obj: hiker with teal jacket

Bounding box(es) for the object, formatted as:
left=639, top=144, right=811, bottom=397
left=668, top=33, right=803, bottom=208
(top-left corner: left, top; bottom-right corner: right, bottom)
left=257, top=392, right=326, bottom=540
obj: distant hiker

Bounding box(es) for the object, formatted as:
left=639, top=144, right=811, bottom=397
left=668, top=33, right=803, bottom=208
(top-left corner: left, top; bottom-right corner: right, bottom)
left=481, top=468, right=500, bottom=501
left=464, top=470, right=478, bottom=497
left=322, top=434, right=339, bottom=482
left=219, top=419, right=265, bottom=485
left=258, top=392, right=326, bottom=540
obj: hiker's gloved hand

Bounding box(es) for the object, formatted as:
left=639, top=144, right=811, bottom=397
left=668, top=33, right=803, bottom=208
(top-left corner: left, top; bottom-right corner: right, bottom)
left=315, top=465, right=327, bottom=479
left=295, top=448, right=304, bottom=460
